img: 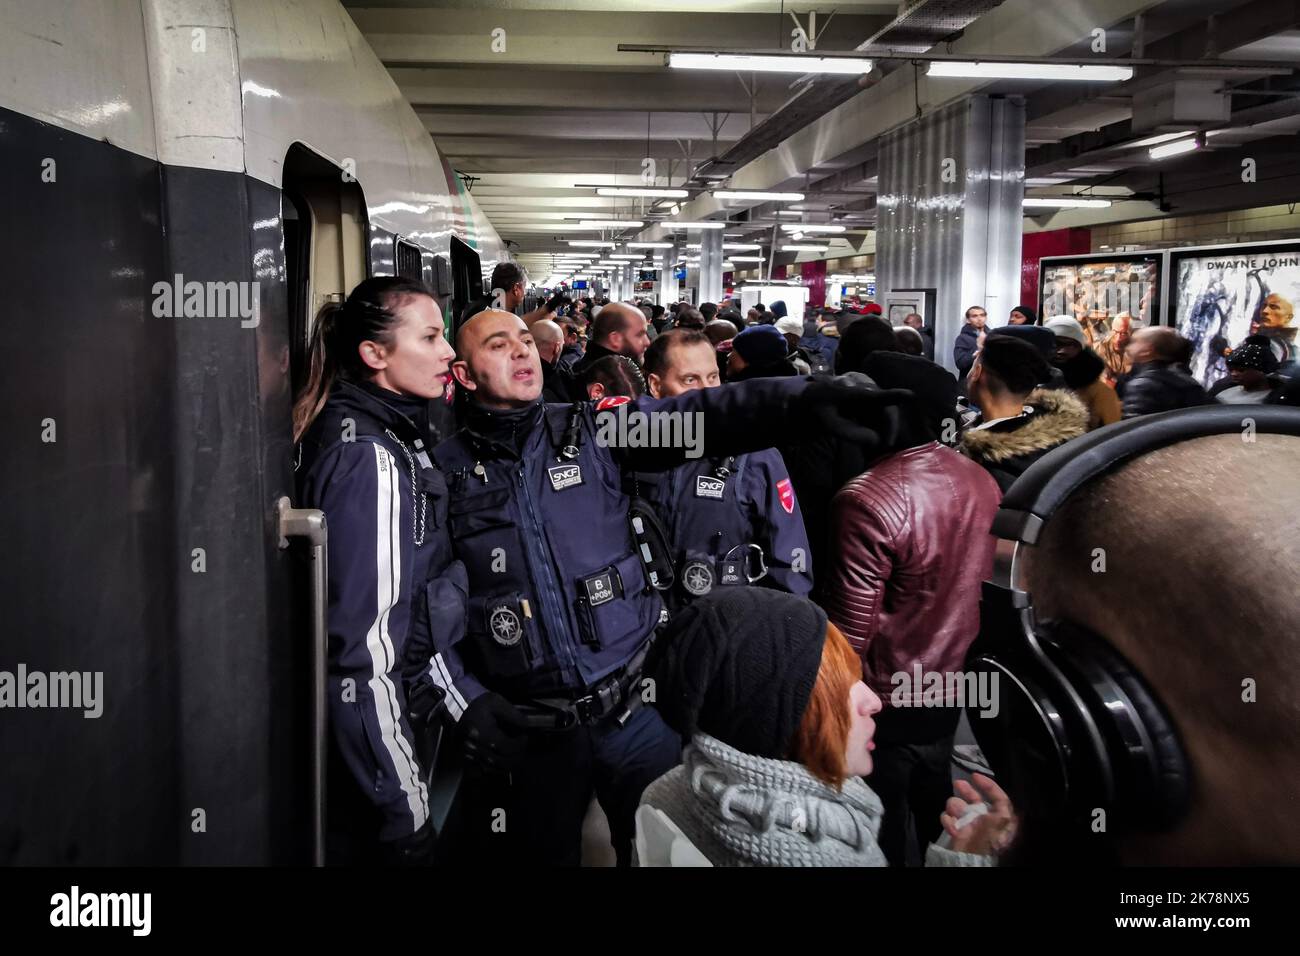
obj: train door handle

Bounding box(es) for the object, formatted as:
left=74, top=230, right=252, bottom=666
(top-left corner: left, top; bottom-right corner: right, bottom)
left=277, top=497, right=328, bottom=867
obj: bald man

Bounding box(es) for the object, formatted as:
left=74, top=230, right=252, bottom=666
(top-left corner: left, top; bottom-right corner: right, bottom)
left=1119, top=327, right=1209, bottom=418
left=569, top=302, right=651, bottom=382
left=530, top=318, right=570, bottom=402
left=434, top=308, right=914, bottom=866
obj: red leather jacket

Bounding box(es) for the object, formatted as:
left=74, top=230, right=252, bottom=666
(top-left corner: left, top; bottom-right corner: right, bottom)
left=824, top=442, right=1001, bottom=707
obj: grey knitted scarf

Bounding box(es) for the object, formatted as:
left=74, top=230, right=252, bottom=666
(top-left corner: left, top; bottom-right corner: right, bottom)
left=683, top=733, right=888, bottom=867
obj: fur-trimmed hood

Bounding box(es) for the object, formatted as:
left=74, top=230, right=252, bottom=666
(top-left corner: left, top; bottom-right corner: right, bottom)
left=960, top=388, right=1089, bottom=464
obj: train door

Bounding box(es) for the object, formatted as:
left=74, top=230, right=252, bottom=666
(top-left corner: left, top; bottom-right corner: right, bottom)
left=449, top=234, right=483, bottom=341
left=276, top=143, right=370, bottom=864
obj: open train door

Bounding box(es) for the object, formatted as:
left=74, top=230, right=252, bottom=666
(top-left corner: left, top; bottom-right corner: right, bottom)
left=274, top=143, right=371, bottom=865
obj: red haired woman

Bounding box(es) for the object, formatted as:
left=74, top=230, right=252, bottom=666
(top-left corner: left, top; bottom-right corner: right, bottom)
left=635, top=589, right=1015, bottom=866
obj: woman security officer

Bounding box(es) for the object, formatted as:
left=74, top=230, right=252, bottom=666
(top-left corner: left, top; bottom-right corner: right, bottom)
left=293, top=277, right=506, bottom=865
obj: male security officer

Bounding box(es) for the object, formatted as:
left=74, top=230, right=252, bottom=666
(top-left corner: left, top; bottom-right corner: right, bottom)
left=639, top=329, right=813, bottom=610
left=433, top=309, right=907, bottom=865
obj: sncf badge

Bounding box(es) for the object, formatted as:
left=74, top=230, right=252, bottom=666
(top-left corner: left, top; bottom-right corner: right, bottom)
left=695, top=475, right=725, bottom=499
left=548, top=463, right=583, bottom=491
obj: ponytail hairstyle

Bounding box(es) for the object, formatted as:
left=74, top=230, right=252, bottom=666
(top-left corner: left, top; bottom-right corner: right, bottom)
left=292, top=276, right=436, bottom=442
left=583, top=354, right=646, bottom=400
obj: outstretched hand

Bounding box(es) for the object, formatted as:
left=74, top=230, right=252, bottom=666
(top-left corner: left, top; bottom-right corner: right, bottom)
left=797, top=378, right=914, bottom=448
left=941, top=773, right=1018, bottom=857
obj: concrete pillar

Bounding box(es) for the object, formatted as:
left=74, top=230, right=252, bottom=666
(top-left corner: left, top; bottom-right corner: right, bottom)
left=698, top=228, right=725, bottom=306
left=657, top=244, right=679, bottom=305
left=875, top=95, right=1025, bottom=373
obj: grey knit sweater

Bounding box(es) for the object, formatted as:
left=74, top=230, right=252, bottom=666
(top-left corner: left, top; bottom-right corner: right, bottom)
left=635, top=733, right=995, bottom=867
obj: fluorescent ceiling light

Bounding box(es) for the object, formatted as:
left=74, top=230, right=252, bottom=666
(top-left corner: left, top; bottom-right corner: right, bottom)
left=780, top=224, right=845, bottom=233
left=1150, top=137, right=1200, bottom=160
left=668, top=52, right=872, bottom=75
left=578, top=220, right=645, bottom=229
left=669, top=221, right=727, bottom=229
left=724, top=243, right=761, bottom=250
left=626, top=241, right=675, bottom=249
left=685, top=243, right=702, bottom=250
left=775, top=210, right=803, bottom=217
left=595, top=186, right=689, bottom=198
left=568, top=241, right=615, bottom=247
left=781, top=244, right=829, bottom=252
left=1127, top=130, right=1195, bottom=149
left=728, top=256, right=766, bottom=262
left=927, top=61, right=1134, bottom=82
left=1023, top=197, right=1113, bottom=209
left=609, top=254, right=646, bottom=259
left=712, top=190, right=805, bottom=201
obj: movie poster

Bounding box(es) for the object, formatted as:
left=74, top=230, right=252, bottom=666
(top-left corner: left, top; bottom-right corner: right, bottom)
left=1038, top=255, right=1162, bottom=385
left=1172, top=242, right=1300, bottom=389
left=1038, top=255, right=1162, bottom=330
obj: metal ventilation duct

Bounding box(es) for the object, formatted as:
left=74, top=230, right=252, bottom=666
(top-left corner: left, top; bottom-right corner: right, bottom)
left=692, top=0, right=1005, bottom=182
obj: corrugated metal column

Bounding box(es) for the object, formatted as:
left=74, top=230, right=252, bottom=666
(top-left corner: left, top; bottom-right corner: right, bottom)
left=657, top=244, right=679, bottom=304
left=698, top=228, right=725, bottom=306
left=876, top=95, right=1025, bottom=373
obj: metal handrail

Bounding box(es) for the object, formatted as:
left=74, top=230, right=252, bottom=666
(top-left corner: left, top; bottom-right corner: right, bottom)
left=277, top=497, right=328, bottom=867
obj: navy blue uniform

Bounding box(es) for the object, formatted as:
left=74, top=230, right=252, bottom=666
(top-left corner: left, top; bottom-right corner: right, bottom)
left=433, top=377, right=816, bottom=862
left=636, top=449, right=813, bottom=611
left=296, top=381, right=485, bottom=849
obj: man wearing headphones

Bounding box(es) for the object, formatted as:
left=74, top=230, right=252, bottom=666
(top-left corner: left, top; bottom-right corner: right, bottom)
left=967, top=405, right=1300, bottom=864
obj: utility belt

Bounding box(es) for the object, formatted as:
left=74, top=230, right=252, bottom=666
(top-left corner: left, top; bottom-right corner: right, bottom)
left=678, top=543, right=768, bottom=598
left=515, top=637, right=655, bottom=731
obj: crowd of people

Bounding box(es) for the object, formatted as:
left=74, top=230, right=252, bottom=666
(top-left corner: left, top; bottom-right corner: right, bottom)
left=291, top=262, right=1300, bottom=868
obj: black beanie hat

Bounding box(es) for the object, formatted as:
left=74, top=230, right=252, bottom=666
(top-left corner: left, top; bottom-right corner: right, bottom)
left=978, top=334, right=1053, bottom=393
left=1011, top=304, right=1039, bottom=325
left=989, top=324, right=1056, bottom=361
left=648, top=589, right=828, bottom=760
left=1227, top=335, right=1280, bottom=373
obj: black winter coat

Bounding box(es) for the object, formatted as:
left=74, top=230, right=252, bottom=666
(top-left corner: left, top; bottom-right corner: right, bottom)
left=1120, top=362, right=1211, bottom=418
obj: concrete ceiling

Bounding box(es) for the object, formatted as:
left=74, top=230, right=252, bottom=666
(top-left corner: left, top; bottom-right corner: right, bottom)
left=343, top=0, right=1300, bottom=277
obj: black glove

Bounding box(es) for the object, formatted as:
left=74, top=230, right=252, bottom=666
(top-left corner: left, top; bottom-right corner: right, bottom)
left=379, top=821, right=436, bottom=867
left=545, top=291, right=571, bottom=314
left=796, top=377, right=914, bottom=451
left=458, top=692, right=531, bottom=773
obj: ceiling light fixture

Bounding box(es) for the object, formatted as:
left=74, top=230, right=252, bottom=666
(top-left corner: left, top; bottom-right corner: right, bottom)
left=668, top=52, right=873, bottom=75
left=723, top=243, right=761, bottom=250
left=781, top=244, right=829, bottom=252
left=626, top=241, right=675, bottom=249
left=779, top=224, right=845, bottom=233
left=1149, top=136, right=1200, bottom=160
left=594, top=186, right=689, bottom=198
left=609, top=254, right=646, bottom=260
left=712, top=190, right=806, bottom=201
left=578, top=220, right=645, bottom=229
left=1022, top=197, right=1113, bottom=209
left=567, top=241, right=616, bottom=247
left=669, top=221, right=728, bottom=229
left=926, top=61, right=1134, bottom=82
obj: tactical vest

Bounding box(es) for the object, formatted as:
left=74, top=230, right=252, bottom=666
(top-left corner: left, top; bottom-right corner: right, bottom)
left=636, top=454, right=767, bottom=608
left=434, top=403, right=663, bottom=700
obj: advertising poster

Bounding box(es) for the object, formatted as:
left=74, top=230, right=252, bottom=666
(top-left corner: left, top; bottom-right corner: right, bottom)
left=1039, top=254, right=1162, bottom=385
left=1171, top=241, right=1300, bottom=389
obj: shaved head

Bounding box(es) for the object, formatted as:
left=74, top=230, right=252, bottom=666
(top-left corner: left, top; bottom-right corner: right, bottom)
left=451, top=309, right=542, bottom=408
left=590, top=302, right=651, bottom=363
left=531, top=318, right=564, bottom=363
left=1025, top=432, right=1300, bottom=864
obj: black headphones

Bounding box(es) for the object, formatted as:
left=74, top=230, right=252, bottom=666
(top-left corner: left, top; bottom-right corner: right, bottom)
left=966, top=404, right=1300, bottom=842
